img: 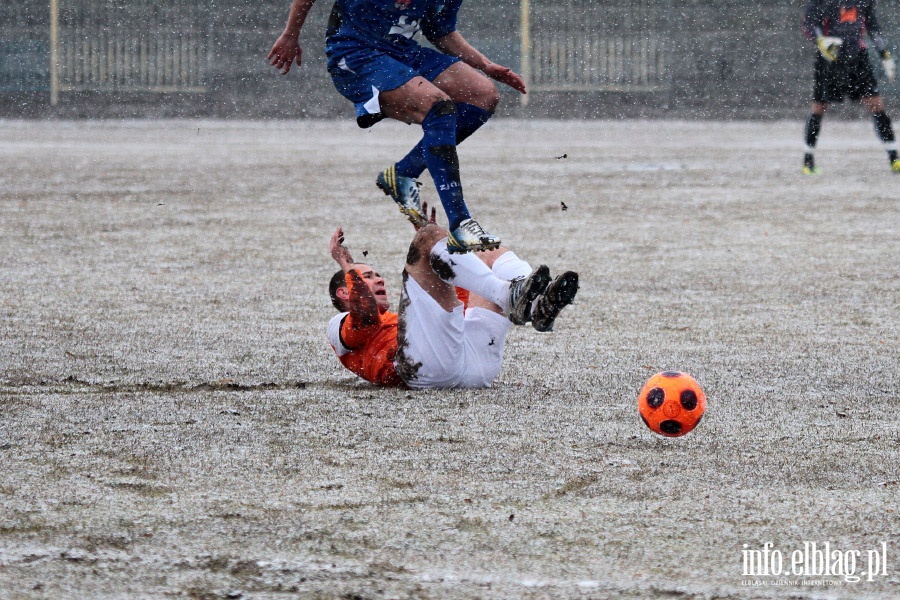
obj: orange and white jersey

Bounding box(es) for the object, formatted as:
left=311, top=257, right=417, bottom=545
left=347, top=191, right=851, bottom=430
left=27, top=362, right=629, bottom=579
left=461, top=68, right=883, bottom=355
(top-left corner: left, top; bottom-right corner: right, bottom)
left=327, top=309, right=404, bottom=387
left=326, top=264, right=504, bottom=389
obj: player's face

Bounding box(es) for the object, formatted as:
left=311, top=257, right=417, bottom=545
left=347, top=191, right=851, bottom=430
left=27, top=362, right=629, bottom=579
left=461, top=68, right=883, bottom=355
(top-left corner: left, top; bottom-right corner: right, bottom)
left=354, top=264, right=390, bottom=311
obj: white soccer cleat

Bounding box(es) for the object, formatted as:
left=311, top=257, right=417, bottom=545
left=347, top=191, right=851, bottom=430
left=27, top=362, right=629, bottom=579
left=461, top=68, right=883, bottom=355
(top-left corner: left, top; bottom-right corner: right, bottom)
left=447, top=218, right=501, bottom=254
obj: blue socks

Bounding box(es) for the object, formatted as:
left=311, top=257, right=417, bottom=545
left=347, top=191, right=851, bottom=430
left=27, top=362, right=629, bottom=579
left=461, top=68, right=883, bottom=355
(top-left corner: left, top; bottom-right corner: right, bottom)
left=419, top=100, right=471, bottom=230
left=395, top=103, right=493, bottom=180
left=455, top=102, right=493, bottom=145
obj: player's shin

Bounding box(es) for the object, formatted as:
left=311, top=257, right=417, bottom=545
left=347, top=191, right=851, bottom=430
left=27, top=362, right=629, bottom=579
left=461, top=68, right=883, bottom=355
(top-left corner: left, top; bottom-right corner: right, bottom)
left=872, top=112, right=899, bottom=164
left=395, top=143, right=427, bottom=180
left=490, top=251, right=533, bottom=281
left=455, top=103, right=492, bottom=144
left=803, top=113, right=823, bottom=173
left=429, top=238, right=509, bottom=309
left=805, top=113, right=822, bottom=148
left=421, top=101, right=470, bottom=231
left=395, top=103, right=493, bottom=180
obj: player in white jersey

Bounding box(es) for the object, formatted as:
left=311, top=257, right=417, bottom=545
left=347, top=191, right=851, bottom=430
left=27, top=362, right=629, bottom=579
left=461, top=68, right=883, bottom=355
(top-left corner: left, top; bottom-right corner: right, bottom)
left=326, top=205, right=579, bottom=389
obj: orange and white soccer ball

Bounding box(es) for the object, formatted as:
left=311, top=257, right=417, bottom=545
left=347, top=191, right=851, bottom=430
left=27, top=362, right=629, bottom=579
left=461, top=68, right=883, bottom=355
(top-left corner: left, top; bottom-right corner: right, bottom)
left=638, top=371, right=706, bottom=437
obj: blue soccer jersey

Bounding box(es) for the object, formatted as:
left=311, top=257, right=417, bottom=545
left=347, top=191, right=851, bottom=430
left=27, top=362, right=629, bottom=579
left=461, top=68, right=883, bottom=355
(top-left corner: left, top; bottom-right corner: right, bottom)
left=326, top=0, right=462, bottom=57
left=324, top=0, right=465, bottom=126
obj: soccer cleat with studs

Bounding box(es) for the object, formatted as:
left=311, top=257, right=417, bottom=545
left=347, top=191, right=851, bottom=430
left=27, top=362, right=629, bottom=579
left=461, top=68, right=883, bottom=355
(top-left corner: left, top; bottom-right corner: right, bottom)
left=376, top=166, right=426, bottom=227
left=447, top=218, right=501, bottom=254
left=803, top=153, right=821, bottom=176
left=531, top=271, right=579, bottom=332
left=506, top=265, right=551, bottom=325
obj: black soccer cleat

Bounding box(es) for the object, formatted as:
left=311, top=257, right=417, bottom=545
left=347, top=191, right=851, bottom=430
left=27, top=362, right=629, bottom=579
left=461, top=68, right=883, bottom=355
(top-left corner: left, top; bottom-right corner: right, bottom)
left=506, top=265, right=551, bottom=325
left=803, top=153, right=821, bottom=176
left=531, top=271, right=579, bottom=332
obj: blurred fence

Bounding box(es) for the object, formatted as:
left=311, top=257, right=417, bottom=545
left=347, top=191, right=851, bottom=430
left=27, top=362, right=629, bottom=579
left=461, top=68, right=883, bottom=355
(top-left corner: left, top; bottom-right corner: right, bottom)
left=0, top=0, right=898, bottom=118
left=1, top=3, right=49, bottom=93
left=55, top=0, right=209, bottom=94
left=1, top=0, right=207, bottom=102
left=522, top=0, right=671, bottom=96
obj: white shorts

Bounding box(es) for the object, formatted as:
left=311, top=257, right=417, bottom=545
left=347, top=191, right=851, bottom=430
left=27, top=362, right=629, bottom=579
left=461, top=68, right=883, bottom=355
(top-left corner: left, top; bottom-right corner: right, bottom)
left=395, top=274, right=511, bottom=389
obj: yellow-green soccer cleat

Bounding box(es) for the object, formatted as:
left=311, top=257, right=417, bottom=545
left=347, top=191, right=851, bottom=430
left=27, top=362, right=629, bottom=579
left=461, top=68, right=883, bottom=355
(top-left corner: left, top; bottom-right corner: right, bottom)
left=447, top=218, right=501, bottom=254
left=803, top=153, right=821, bottom=176
left=892, top=159, right=900, bottom=173
left=376, top=166, right=426, bottom=227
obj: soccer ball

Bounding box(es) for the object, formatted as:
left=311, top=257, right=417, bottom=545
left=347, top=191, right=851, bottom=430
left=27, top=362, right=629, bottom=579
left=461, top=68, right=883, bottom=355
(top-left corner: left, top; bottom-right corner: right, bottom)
left=637, top=371, right=706, bottom=437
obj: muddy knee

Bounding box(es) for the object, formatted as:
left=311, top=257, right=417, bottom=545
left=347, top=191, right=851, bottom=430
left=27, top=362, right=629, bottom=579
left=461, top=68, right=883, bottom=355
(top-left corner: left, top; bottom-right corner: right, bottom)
left=406, top=224, right=446, bottom=267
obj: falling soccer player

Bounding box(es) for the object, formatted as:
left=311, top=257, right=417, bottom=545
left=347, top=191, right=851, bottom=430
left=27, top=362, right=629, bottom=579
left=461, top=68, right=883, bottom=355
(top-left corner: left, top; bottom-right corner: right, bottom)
left=269, top=0, right=528, bottom=252
left=326, top=205, right=579, bottom=389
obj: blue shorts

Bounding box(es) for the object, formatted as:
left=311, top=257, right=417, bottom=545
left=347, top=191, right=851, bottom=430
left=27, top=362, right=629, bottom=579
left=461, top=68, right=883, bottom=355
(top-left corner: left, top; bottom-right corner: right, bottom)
left=326, top=43, right=459, bottom=128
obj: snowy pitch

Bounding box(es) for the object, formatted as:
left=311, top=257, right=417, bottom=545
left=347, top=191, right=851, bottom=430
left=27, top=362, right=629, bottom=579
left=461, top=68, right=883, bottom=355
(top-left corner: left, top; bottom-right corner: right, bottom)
left=1, top=119, right=898, bottom=599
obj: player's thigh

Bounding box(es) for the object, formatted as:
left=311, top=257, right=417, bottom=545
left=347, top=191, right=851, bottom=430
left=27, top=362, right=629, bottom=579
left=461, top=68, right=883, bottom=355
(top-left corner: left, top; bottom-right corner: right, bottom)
left=379, top=76, right=450, bottom=124
left=404, top=226, right=460, bottom=311
left=848, top=54, right=880, bottom=102
left=457, top=308, right=511, bottom=388
left=814, top=57, right=847, bottom=104
left=466, top=293, right=503, bottom=315
left=432, top=61, right=500, bottom=110
left=327, top=50, right=447, bottom=125
left=862, top=95, right=884, bottom=112
left=812, top=59, right=829, bottom=103
left=395, top=274, right=467, bottom=389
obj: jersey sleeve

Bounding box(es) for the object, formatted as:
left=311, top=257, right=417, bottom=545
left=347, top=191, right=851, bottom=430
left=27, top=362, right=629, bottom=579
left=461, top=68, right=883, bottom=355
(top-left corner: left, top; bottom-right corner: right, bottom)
left=339, top=269, right=384, bottom=349
left=327, top=312, right=352, bottom=356
left=328, top=309, right=391, bottom=357
left=423, top=0, right=463, bottom=42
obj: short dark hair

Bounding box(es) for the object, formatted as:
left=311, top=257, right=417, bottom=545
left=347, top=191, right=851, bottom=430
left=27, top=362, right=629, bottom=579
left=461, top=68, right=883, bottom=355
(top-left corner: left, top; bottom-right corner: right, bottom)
left=329, top=270, right=347, bottom=311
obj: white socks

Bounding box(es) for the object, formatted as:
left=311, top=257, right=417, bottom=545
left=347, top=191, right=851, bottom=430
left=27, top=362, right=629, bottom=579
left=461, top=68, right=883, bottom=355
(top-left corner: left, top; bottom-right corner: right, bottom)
left=430, top=238, right=511, bottom=310
left=490, top=250, right=533, bottom=281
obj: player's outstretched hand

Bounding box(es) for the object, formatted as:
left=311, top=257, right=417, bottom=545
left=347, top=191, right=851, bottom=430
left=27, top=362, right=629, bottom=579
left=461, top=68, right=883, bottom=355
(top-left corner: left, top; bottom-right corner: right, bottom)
left=483, top=63, right=527, bottom=94
left=268, top=34, right=303, bottom=74
left=414, top=201, right=439, bottom=231
left=330, top=227, right=355, bottom=270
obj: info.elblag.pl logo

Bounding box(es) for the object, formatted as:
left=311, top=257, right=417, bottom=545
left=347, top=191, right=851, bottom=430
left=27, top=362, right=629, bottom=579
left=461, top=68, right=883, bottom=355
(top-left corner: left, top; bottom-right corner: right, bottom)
left=741, top=542, right=889, bottom=585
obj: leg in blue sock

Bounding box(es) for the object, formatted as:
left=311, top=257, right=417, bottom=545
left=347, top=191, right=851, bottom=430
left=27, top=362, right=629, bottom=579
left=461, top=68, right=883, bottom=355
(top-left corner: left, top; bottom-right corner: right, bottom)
left=395, top=103, right=493, bottom=180
left=421, top=100, right=470, bottom=231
